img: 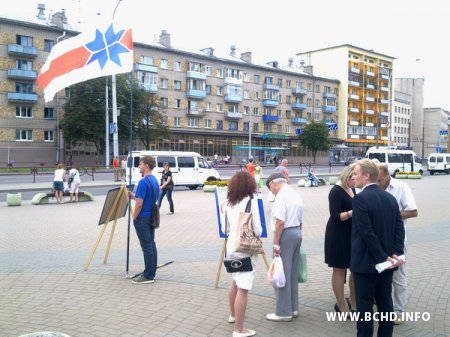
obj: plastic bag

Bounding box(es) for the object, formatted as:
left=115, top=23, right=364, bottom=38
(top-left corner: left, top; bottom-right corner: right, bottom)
left=298, top=247, right=307, bottom=283
left=267, top=256, right=286, bottom=288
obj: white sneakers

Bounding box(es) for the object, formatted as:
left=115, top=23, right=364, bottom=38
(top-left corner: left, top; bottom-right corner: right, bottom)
left=232, top=329, right=256, bottom=337
left=228, top=315, right=235, bottom=323
left=265, top=313, right=293, bottom=322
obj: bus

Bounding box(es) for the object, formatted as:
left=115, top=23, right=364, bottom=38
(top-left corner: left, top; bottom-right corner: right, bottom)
left=365, top=147, right=423, bottom=177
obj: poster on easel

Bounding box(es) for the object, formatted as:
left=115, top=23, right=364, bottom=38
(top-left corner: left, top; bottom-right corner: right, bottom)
left=214, top=190, right=269, bottom=288
left=84, top=184, right=131, bottom=271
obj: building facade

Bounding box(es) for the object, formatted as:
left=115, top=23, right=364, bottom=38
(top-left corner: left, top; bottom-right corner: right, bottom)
left=297, top=44, right=395, bottom=156
left=0, top=13, right=341, bottom=166
left=423, top=107, right=449, bottom=157
left=392, top=90, right=412, bottom=148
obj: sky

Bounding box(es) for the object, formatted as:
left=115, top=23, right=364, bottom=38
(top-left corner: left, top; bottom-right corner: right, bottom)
left=2, top=0, right=449, bottom=111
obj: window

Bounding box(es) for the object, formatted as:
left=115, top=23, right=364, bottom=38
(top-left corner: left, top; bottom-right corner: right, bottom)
left=140, top=56, right=153, bottom=65
left=315, top=84, right=320, bottom=92
left=205, top=102, right=211, bottom=111
left=277, top=109, right=282, bottom=117
left=205, top=119, right=212, bottom=128
left=206, top=85, right=211, bottom=95
left=188, top=117, right=199, bottom=128
left=17, top=35, right=32, bottom=46
left=174, top=61, right=181, bottom=71
left=253, top=107, right=259, bottom=116
left=44, top=107, right=54, bottom=119
left=205, top=66, right=212, bottom=76
left=216, top=68, right=223, bottom=78
left=253, top=123, right=259, bottom=132
left=174, top=80, right=181, bottom=90
left=286, top=80, right=291, bottom=88
left=264, top=124, right=271, bottom=132
left=277, top=124, right=282, bottom=132
left=286, top=95, right=291, bottom=104
left=174, top=117, right=181, bottom=126
left=137, top=71, right=157, bottom=87
left=157, top=156, right=176, bottom=168
left=243, top=122, right=249, bottom=131
left=253, top=92, right=260, bottom=100
left=216, top=120, right=223, bottom=130
left=243, top=73, right=250, bottom=82
left=16, top=129, right=32, bottom=141
left=264, top=76, right=273, bottom=85
left=198, top=157, right=210, bottom=169
left=229, top=121, right=238, bottom=131
left=285, top=110, right=291, bottom=118
left=307, top=83, right=312, bottom=91
left=315, top=99, right=320, bottom=107
left=16, top=106, right=32, bottom=118
left=243, top=90, right=249, bottom=99
left=226, top=68, right=241, bottom=79
left=178, top=157, right=195, bottom=168
left=160, top=78, right=168, bottom=89
left=216, top=103, right=223, bottom=112
left=160, top=97, right=168, bottom=107
left=160, top=59, right=168, bottom=69
left=44, top=39, right=54, bottom=52
left=243, top=106, right=249, bottom=115
left=173, top=99, right=181, bottom=108
left=277, top=78, right=282, bottom=87
left=307, top=98, right=312, bottom=107
left=254, top=74, right=260, bottom=84
left=162, top=116, right=168, bottom=125
left=286, top=125, right=291, bottom=133
left=16, top=82, right=33, bottom=93
left=217, top=86, right=223, bottom=96
left=44, top=130, right=54, bottom=142
left=228, top=105, right=238, bottom=113
left=17, top=59, right=32, bottom=70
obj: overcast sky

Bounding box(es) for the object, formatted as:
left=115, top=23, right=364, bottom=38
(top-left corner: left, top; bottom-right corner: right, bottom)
left=3, top=0, right=449, bottom=111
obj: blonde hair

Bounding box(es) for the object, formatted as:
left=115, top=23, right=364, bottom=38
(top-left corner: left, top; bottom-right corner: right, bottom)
left=356, top=159, right=379, bottom=183
left=339, top=165, right=354, bottom=185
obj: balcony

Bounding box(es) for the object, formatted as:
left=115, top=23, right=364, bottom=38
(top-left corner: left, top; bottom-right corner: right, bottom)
left=349, top=108, right=360, bottom=113
left=366, top=71, right=375, bottom=77
left=366, top=122, right=374, bottom=127
left=291, top=117, right=307, bottom=125
left=7, top=92, right=38, bottom=102
left=224, top=112, right=243, bottom=120
left=322, top=106, right=336, bottom=113
left=186, top=71, right=207, bottom=80
left=186, top=89, right=206, bottom=99
left=380, top=99, right=389, bottom=104
left=292, top=87, right=307, bottom=96
left=140, top=83, right=158, bottom=93
left=381, top=86, right=389, bottom=92
left=262, top=99, right=279, bottom=107
left=186, top=108, right=205, bottom=116
left=366, top=84, right=375, bottom=90
left=292, top=102, right=307, bottom=110
left=350, top=68, right=360, bottom=74
left=350, top=94, right=359, bottom=100
left=135, top=63, right=158, bottom=73
left=349, top=80, right=360, bottom=87
left=379, top=111, right=389, bottom=117
left=381, top=74, right=389, bottom=80
left=349, top=121, right=359, bottom=126
left=224, top=93, right=243, bottom=103
left=7, top=69, right=37, bottom=80
left=263, top=83, right=280, bottom=91
left=380, top=123, right=388, bottom=128
left=224, top=76, right=243, bottom=85
left=323, top=92, right=337, bottom=99
left=365, top=97, right=375, bottom=102
left=8, top=44, right=37, bottom=58
left=262, top=115, right=279, bottom=123
left=366, top=109, right=375, bottom=115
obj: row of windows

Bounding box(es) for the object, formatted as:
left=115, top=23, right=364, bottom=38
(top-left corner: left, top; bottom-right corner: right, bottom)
left=394, top=116, right=410, bottom=124
left=15, top=129, right=54, bottom=141
left=394, top=106, right=411, bottom=114
left=394, top=126, right=408, bottom=134
left=16, top=34, right=54, bottom=52
left=15, top=107, right=54, bottom=119
left=393, top=136, right=409, bottom=144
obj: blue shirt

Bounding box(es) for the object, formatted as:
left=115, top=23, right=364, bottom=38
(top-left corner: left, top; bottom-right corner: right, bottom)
left=135, top=175, right=159, bottom=218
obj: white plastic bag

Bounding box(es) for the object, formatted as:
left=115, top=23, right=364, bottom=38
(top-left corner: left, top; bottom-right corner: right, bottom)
left=267, top=256, right=286, bottom=288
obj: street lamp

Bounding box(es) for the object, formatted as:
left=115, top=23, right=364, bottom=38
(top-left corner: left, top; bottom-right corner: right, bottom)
left=248, top=110, right=252, bottom=160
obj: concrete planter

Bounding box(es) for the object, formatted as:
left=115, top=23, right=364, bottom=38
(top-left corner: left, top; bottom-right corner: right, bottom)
left=7, top=193, right=22, bottom=206
left=202, top=185, right=217, bottom=192
left=408, top=175, right=422, bottom=179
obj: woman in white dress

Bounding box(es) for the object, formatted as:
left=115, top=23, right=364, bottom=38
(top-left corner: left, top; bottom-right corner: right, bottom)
left=225, top=171, right=262, bottom=337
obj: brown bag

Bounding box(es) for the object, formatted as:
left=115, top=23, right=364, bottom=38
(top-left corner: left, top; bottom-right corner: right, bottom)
left=234, top=199, right=263, bottom=254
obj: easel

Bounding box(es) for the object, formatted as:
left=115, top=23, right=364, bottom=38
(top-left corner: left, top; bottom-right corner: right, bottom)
left=84, top=184, right=129, bottom=271
left=214, top=238, right=270, bottom=288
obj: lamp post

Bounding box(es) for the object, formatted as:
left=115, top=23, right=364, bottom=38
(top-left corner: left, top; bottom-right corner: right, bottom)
left=248, top=110, right=252, bottom=160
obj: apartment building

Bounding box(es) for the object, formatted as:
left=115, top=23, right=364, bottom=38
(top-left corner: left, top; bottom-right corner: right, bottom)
left=423, top=107, right=449, bottom=157
left=297, top=45, right=395, bottom=156
left=392, top=90, right=412, bottom=148
left=0, top=12, right=340, bottom=166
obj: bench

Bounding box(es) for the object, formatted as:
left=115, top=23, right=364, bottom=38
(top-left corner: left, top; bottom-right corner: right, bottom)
left=32, top=191, right=94, bottom=205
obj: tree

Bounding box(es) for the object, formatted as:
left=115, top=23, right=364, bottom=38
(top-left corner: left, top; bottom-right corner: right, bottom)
left=298, top=122, right=331, bottom=163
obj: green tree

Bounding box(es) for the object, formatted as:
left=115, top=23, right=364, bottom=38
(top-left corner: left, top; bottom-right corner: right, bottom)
left=298, top=122, right=331, bottom=163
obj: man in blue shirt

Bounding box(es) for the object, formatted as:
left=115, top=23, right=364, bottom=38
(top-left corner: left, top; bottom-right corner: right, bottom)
left=129, top=155, right=160, bottom=284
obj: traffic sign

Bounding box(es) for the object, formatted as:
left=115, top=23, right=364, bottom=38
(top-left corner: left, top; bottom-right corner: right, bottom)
left=436, top=146, right=442, bottom=153
left=439, top=130, right=448, bottom=135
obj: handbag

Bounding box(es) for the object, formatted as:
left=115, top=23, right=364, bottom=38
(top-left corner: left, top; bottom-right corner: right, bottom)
left=146, top=176, right=160, bottom=228
left=267, top=256, right=286, bottom=288
left=298, top=247, right=307, bottom=283
left=223, top=256, right=253, bottom=273
left=233, top=199, right=263, bottom=255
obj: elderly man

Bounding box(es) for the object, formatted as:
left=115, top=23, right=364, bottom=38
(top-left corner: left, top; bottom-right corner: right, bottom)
left=351, top=159, right=405, bottom=337
left=273, top=158, right=289, bottom=182
left=265, top=172, right=303, bottom=322
left=377, top=163, right=418, bottom=325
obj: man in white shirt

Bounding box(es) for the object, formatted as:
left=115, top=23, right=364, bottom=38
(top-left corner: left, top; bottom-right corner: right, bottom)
left=377, top=163, right=418, bottom=325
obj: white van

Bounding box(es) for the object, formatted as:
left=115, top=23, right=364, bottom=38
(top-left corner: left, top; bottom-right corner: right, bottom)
left=365, top=147, right=423, bottom=177
left=127, top=151, right=220, bottom=189
left=427, top=153, right=450, bottom=175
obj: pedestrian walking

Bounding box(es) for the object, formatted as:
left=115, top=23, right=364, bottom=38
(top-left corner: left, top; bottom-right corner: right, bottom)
left=158, top=162, right=174, bottom=215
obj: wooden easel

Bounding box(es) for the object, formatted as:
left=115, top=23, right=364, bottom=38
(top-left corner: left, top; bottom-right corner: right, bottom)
left=214, top=239, right=270, bottom=288
left=84, top=184, right=129, bottom=271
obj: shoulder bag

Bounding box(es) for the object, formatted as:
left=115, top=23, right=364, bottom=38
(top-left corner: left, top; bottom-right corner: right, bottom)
left=234, top=198, right=263, bottom=255
left=223, top=211, right=253, bottom=273
left=146, top=176, right=160, bottom=228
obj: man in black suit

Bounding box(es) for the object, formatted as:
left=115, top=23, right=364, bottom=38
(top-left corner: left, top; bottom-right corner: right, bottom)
left=351, top=159, right=405, bottom=337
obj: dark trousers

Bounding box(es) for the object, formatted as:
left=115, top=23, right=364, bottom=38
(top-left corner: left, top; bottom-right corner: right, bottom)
left=158, top=186, right=174, bottom=213
left=133, top=216, right=157, bottom=280
left=354, top=270, right=394, bottom=337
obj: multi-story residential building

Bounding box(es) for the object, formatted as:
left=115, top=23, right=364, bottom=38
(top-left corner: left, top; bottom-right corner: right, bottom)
left=423, top=108, right=449, bottom=157
left=297, top=45, right=395, bottom=156
left=394, top=78, right=425, bottom=156
left=1, top=11, right=340, bottom=166
left=392, top=90, right=412, bottom=148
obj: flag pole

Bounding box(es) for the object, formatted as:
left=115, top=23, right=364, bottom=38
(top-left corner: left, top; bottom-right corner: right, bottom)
left=126, top=66, right=134, bottom=278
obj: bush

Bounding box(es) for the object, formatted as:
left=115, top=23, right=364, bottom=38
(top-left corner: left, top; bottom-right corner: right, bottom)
left=204, top=180, right=229, bottom=187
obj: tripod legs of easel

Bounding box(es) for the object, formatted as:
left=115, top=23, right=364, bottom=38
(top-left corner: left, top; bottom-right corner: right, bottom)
left=214, top=239, right=271, bottom=288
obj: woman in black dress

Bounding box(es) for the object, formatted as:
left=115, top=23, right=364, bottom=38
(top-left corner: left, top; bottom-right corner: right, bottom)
left=324, top=165, right=356, bottom=312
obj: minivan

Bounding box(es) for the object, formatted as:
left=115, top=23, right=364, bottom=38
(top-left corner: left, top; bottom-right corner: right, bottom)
left=365, top=147, right=423, bottom=177
left=128, top=151, right=220, bottom=189
left=427, top=153, right=450, bottom=175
